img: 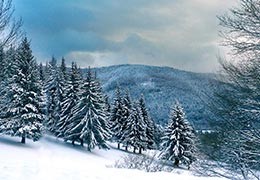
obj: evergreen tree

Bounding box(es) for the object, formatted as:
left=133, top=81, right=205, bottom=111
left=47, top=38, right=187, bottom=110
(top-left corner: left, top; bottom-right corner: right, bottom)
left=120, top=90, right=133, bottom=151
left=138, top=95, right=155, bottom=150
left=110, top=87, right=125, bottom=149
left=0, top=46, right=16, bottom=123
left=160, top=102, right=196, bottom=168
left=0, top=37, right=44, bottom=143
left=56, top=62, right=81, bottom=138
left=45, top=56, right=66, bottom=134
left=121, top=102, right=146, bottom=154
left=64, top=68, right=110, bottom=150
left=0, top=46, right=5, bottom=82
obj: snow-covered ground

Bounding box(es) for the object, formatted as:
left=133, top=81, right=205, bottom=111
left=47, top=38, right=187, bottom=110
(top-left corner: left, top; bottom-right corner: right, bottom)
left=0, top=135, right=226, bottom=180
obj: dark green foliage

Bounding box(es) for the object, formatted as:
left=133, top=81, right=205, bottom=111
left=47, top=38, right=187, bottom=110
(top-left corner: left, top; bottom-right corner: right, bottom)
left=64, top=68, right=110, bottom=150
left=160, top=102, right=196, bottom=168
left=45, top=57, right=66, bottom=134
left=138, top=95, right=155, bottom=149
left=121, top=103, right=146, bottom=153
left=56, top=62, right=81, bottom=138
left=0, top=38, right=44, bottom=143
left=110, top=87, right=125, bottom=148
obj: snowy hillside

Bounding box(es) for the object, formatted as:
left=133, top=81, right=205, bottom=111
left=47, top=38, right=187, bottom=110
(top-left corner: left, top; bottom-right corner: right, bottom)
left=89, top=64, right=220, bottom=129
left=0, top=135, right=226, bottom=180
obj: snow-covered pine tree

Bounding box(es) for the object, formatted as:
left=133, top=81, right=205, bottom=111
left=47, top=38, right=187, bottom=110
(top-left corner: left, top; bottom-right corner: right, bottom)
left=0, top=46, right=16, bottom=123
left=120, top=90, right=133, bottom=151
left=160, top=102, right=196, bottom=168
left=64, top=68, right=110, bottom=150
left=45, top=57, right=66, bottom=134
left=110, top=87, right=125, bottom=149
left=0, top=46, right=5, bottom=82
left=45, top=57, right=58, bottom=132
left=92, top=71, right=112, bottom=138
left=56, top=62, right=81, bottom=138
left=0, top=37, right=44, bottom=143
left=121, top=102, right=146, bottom=154
left=138, top=95, right=155, bottom=150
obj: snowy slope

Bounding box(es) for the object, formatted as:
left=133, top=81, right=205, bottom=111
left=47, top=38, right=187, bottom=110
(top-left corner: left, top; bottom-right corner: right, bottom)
left=0, top=135, right=226, bottom=180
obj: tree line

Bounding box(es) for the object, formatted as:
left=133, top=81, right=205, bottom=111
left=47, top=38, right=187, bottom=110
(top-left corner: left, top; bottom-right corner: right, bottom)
left=0, top=38, right=196, bottom=168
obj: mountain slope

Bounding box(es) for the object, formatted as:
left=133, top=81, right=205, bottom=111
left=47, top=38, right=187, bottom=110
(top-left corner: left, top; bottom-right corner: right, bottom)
left=89, top=64, right=218, bottom=129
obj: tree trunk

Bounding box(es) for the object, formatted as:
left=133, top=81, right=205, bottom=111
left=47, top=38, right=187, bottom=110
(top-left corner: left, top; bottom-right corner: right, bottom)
left=125, top=146, right=128, bottom=151
left=21, top=136, right=26, bottom=144
left=174, top=158, right=179, bottom=167
left=88, top=147, right=91, bottom=152
left=72, top=140, right=75, bottom=146
left=133, top=147, right=136, bottom=153
left=139, top=148, right=142, bottom=154
left=80, top=139, right=84, bottom=147
left=117, top=143, right=120, bottom=149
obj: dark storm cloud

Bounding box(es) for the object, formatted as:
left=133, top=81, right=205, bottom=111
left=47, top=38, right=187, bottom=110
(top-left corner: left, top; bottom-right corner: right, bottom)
left=13, top=0, right=238, bottom=72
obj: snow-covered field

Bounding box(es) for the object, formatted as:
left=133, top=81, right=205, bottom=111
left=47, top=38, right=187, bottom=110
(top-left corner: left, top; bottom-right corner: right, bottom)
left=0, top=135, right=226, bottom=180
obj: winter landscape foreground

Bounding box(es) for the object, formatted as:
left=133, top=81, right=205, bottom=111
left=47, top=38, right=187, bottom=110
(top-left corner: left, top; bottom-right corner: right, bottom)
left=0, top=135, right=225, bottom=180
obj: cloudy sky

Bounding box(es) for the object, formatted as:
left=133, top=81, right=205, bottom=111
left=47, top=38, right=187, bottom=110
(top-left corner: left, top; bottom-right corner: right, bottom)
left=13, top=0, right=238, bottom=72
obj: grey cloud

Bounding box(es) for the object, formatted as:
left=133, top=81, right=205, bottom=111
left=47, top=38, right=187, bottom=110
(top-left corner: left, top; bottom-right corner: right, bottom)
left=13, top=0, right=238, bottom=72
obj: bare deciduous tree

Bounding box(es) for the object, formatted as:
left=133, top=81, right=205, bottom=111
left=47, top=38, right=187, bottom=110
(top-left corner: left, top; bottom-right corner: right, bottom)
left=0, top=0, right=22, bottom=47
left=209, top=0, right=260, bottom=179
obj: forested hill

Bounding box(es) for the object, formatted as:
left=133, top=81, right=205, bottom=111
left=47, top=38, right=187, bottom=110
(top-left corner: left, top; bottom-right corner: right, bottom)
left=84, top=64, right=220, bottom=129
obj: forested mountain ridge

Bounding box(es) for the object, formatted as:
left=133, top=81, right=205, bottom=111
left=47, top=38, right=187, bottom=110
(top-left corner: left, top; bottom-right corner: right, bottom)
left=84, top=64, right=220, bottom=129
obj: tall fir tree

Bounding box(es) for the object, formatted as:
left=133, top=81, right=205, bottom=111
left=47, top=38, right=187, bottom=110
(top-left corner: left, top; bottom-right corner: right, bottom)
left=120, top=90, right=133, bottom=151
left=121, top=102, right=146, bottom=153
left=0, top=38, right=44, bottom=143
left=138, top=95, right=155, bottom=150
left=45, top=56, right=66, bottom=134
left=64, top=68, right=110, bottom=150
left=56, top=62, right=81, bottom=138
left=110, top=87, right=125, bottom=149
left=0, top=46, right=16, bottom=122
left=160, top=102, right=196, bottom=168
left=0, top=46, right=5, bottom=82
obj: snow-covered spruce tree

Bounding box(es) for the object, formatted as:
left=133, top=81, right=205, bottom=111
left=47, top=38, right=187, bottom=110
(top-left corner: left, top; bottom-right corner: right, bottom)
left=56, top=62, right=81, bottom=138
left=45, top=57, right=66, bottom=134
left=64, top=68, right=110, bottom=151
left=138, top=95, right=155, bottom=150
left=121, top=102, right=146, bottom=154
left=0, top=37, right=44, bottom=143
left=0, top=46, right=5, bottom=82
left=160, top=102, right=196, bottom=168
left=0, top=46, right=16, bottom=120
left=110, top=87, right=125, bottom=149
left=120, top=90, right=133, bottom=151
left=92, top=72, right=112, bottom=136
